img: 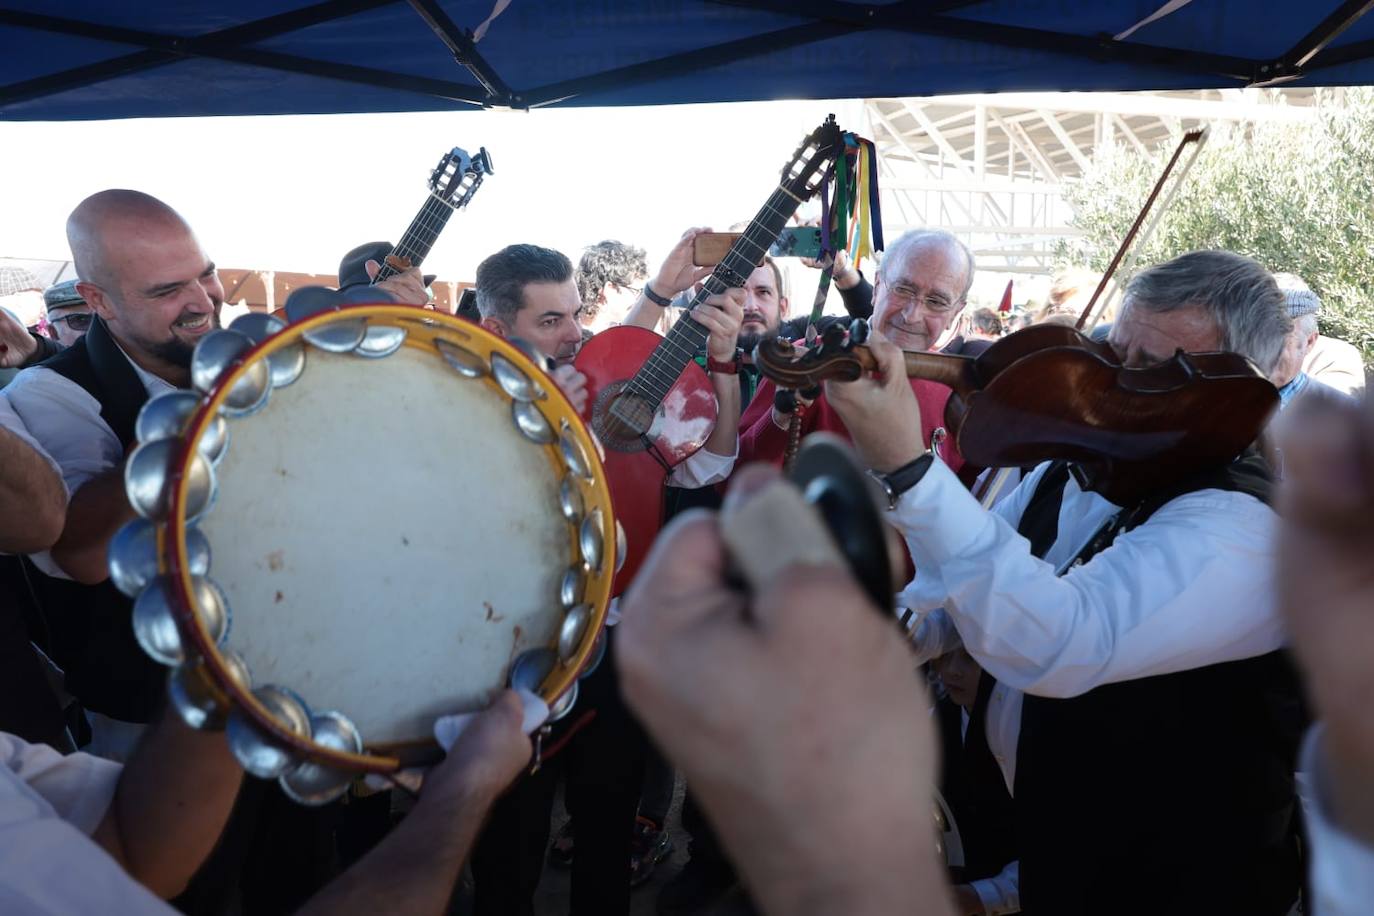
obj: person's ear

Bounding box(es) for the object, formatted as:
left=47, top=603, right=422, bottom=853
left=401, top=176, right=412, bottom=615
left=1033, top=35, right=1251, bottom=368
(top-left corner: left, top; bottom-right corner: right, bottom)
left=75, top=281, right=116, bottom=321
left=480, top=316, right=510, bottom=339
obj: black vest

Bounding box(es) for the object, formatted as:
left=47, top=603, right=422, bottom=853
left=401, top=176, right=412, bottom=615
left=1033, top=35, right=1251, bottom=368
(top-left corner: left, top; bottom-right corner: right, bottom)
left=937, top=672, right=1017, bottom=885
left=1012, top=456, right=1305, bottom=916
left=12, top=317, right=165, bottom=723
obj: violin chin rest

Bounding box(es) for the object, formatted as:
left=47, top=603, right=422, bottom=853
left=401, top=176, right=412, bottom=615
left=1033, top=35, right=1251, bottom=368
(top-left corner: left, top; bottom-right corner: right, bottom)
left=788, top=433, right=896, bottom=615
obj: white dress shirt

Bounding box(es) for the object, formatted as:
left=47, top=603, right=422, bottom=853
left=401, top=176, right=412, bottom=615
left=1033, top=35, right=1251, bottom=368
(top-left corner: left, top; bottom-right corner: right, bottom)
left=667, top=442, right=736, bottom=489
left=895, top=459, right=1284, bottom=697
left=0, top=397, right=63, bottom=484
left=951, top=708, right=1021, bottom=914
left=2, top=352, right=175, bottom=579
left=0, top=732, right=172, bottom=915
left=896, top=459, right=1284, bottom=791
left=1300, top=724, right=1374, bottom=916
left=971, top=860, right=1020, bottom=916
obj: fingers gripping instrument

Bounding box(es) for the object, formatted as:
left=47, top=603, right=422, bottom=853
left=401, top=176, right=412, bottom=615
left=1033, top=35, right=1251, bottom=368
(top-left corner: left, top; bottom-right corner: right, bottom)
left=576, top=116, right=846, bottom=595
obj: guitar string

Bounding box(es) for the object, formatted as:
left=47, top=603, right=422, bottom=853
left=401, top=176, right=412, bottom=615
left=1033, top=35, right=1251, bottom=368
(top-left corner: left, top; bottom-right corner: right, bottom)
left=376, top=195, right=451, bottom=283
left=376, top=173, right=481, bottom=283
left=632, top=188, right=799, bottom=400
left=631, top=185, right=811, bottom=401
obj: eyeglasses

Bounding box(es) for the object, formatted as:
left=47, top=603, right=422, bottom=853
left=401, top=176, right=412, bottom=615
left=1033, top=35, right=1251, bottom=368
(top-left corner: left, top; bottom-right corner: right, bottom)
left=49, top=312, right=94, bottom=331
left=611, top=281, right=643, bottom=296
left=885, top=282, right=959, bottom=315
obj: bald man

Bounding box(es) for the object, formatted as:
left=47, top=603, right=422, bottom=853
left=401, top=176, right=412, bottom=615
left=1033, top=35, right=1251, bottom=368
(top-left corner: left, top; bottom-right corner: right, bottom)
left=0, top=191, right=229, bottom=750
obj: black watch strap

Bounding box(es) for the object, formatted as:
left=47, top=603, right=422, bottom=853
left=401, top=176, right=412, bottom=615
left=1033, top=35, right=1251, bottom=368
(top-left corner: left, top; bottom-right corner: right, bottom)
left=642, top=283, right=672, bottom=307
left=870, top=453, right=934, bottom=509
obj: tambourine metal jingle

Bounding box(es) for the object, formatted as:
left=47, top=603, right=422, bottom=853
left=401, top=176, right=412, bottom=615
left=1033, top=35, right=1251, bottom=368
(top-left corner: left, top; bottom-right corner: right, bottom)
left=131, top=305, right=618, bottom=780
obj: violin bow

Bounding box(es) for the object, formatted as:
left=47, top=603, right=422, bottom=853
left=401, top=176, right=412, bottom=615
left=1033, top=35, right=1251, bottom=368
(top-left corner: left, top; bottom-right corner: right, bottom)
left=1075, top=128, right=1207, bottom=332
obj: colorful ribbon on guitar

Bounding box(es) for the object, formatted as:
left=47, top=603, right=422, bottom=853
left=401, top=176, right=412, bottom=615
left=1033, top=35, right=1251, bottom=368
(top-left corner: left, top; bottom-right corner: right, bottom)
left=808, top=133, right=884, bottom=335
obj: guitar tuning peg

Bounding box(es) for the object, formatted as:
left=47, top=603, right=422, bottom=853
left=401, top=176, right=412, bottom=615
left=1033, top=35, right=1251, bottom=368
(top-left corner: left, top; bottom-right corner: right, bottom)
left=820, top=322, right=847, bottom=350
left=848, top=319, right=870, bottom=345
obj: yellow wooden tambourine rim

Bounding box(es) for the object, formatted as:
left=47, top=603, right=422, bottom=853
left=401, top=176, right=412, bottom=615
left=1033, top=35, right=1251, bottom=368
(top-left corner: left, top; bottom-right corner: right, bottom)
left=163, top=304, right=615, bottom=773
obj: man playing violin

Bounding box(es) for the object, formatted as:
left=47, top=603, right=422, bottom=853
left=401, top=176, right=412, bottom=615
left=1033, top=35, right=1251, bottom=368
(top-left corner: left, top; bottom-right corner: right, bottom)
left=737, top=229, right=971, bottom=473
left=826, top=250, right=1304, bottom=916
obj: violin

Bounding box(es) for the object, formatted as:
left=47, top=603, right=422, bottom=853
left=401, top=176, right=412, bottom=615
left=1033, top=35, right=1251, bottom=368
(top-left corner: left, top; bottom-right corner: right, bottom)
left=754, top=320, right=1280, bottom=506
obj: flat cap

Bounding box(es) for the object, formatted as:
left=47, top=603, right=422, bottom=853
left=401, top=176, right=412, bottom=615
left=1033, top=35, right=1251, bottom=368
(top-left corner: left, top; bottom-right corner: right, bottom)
left=43, top=279, right=85, bottom=309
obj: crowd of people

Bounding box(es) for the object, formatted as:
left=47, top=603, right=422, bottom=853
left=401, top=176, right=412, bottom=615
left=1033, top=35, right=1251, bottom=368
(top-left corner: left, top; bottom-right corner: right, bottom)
left=1, top=186, right=1373, bottom=916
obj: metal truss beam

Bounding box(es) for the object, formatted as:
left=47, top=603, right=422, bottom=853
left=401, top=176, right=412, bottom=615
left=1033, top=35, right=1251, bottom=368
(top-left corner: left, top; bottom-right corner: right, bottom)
left=0, top=2, right=490, bottom=108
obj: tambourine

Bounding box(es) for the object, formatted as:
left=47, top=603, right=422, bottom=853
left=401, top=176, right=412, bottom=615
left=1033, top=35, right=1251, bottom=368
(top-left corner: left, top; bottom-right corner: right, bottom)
left=109, top=303, right=618, bottom=804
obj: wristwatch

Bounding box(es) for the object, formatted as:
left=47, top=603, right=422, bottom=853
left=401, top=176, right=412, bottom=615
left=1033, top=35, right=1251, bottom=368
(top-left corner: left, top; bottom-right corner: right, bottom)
left=706, top=350, right=742, bottom=375
left=642, top=282, right=673, bottom=307
left=866, top=453, right=935, bottom=510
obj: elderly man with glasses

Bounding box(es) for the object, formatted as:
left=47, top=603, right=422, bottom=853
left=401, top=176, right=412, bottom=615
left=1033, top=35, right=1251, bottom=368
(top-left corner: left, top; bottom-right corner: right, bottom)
left=736, top=228, right=973, bottom=474
left=41, top=280, right=93, bottom=348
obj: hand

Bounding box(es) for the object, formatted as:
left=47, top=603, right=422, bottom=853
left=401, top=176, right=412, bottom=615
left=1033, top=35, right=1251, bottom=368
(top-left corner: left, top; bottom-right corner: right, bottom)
left=771, top=387, right=815, bottom=431
left=952, top=884, right=986, bottom=915
left=797, top=216, right=859, bottom=289
left=1274, top=391, right=1374, bottom=845
left=0, top=307, right=38, bottom=368
left=420, top=690, right=532, bottom=808
left=798, top=217, right=828, bottom=271
left=823, top=329, right=924, bottom=473
left=694, top=288, right=745, bottom=362
left=365, top=259, right=430, bottom=307
left=617, top=468, right=945, bottom=915
left=831, top=248, right=862, bottom=290
left=551, top=364, right=589, bottom=415
left=651, top=227, right=714, bottom=299
left=800, top=246, right=858, bottom=288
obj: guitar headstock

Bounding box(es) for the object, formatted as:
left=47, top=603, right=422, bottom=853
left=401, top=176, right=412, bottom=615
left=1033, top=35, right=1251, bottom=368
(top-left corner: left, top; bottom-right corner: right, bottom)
left=779, top=115, right=844, bottom=201
left=430, top=145, right=494, bottom=211
left=753, top=319, right=872, bottom=388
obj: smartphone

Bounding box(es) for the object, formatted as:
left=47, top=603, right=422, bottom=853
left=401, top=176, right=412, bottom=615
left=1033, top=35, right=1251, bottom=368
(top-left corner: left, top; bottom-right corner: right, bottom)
left=691, top=227, right=825, bottom=266
left=455, top=287, right=479, bottom=321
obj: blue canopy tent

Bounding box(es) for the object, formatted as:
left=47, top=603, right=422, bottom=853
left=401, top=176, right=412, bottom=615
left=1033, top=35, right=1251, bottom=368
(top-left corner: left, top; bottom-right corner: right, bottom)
left=3, top=1, right=1374, bottom=120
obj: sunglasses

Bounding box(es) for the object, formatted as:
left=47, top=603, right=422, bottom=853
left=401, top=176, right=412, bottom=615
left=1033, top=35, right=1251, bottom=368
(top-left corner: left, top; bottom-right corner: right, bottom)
left=49, top=312, right=94, bottom=331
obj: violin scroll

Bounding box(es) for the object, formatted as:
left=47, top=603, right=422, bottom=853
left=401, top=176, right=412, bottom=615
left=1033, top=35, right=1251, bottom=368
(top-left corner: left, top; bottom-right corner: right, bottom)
left=753, top=319, right=876, bottom=389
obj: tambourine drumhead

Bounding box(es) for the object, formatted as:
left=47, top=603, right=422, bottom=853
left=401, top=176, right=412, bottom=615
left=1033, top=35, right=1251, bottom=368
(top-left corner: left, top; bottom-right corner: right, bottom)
left=155, top=305, right=614, bottom=776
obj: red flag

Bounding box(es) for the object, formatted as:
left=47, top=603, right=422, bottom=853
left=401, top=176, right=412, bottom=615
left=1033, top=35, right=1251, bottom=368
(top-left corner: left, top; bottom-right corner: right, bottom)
left=997, top=279, right=1013, bottom=313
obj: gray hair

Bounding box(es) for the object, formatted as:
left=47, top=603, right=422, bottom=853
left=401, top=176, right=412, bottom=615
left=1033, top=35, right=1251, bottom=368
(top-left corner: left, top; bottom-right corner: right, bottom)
left=1123, top=250, right=1290, bottom=374
left=877, top=229, right=976, bottom=300
left=575, top=239, right=647, bottom=316
left=475, top=244, right=573, bottom=324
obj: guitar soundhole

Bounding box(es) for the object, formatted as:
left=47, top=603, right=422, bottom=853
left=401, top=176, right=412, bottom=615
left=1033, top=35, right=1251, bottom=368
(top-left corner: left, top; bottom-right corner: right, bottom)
left=593, top=382, right=656, bottom=453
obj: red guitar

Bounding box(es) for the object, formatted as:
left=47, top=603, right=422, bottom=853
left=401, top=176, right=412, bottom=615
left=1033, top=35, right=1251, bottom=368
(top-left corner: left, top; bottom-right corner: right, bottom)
left=576, top=116, right=845, bottom=593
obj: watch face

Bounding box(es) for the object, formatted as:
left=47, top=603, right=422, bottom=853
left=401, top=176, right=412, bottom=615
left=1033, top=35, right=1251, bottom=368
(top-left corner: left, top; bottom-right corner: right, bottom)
left=865, top=468, right=897, bottom=509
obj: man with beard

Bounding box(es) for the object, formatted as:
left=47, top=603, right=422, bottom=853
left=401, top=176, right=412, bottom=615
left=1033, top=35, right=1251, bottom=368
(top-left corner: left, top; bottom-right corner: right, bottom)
left=1, top=190, right=436, bottom=914
left=1, top=190, right=228, bottom=748
left=622, top=247, right=794, bottom=915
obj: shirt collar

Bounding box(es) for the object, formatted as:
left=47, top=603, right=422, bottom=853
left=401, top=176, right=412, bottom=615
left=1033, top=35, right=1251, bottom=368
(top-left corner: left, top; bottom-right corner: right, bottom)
left=1277, top=371, right=1310, bottom=408
left=111, top=338, right=180, bottom=397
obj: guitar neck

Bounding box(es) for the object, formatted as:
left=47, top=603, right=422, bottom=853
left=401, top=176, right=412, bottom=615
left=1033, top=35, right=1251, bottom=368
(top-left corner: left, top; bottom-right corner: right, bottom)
left=373, top=192, right=456, bottom=284
left=629, top=186, right=802, bottom=405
